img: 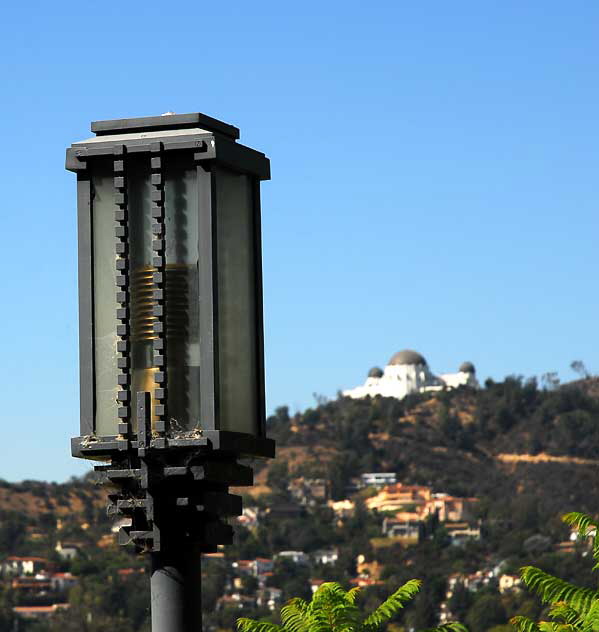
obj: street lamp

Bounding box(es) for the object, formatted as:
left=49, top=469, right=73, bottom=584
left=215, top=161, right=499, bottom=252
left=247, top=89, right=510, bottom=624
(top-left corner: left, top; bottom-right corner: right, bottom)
left=66, top=112, right=275, bottom=631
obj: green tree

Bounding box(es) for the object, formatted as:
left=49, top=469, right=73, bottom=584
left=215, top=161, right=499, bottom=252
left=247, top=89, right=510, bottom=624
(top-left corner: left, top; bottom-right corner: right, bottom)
left=237, top=580, right=465, bottom=632
left=465, top=595, right=507, bottom=632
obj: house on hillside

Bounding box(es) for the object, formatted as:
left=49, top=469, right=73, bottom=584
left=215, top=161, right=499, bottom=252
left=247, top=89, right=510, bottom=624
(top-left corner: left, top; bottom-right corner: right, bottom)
left=13, top=604, right=69, bottom=620
left=366, top=483, right=432, bottom=513
left=425, top=494, right=479, bottom=522
left=0, top=556, right=48, bottom=577
left=275, top=551, right=309, bottom=565
left=382, top=515, right=422, bottom=544
left=288, top=477, right=329, bottom=505
left=499, top=574, right=522, bottom=594
left=11, top=576, right=52, bottom=597
left=55, top=541, right=82, bottom=560
left=328, top=499, right=355, bottom=520
left=257, top=587, right=283, bottom=611
left=312, top=549, right=339, bottom=565
left=361, top=473, right=397, bottom=488
left=444, top=522, right=481, bottom=545
left=50, top=572, right=78, bottom=592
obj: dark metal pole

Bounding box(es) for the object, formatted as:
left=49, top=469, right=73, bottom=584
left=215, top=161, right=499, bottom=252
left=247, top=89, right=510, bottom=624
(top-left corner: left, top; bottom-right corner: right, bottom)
left=151, top=539, right=203, bottom=632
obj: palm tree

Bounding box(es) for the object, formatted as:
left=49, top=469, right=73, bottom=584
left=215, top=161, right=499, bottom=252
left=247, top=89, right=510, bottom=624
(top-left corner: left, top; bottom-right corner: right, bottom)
left=237, top=579, right=466, bottom=632
left=511, top=512, right=599, bottom=632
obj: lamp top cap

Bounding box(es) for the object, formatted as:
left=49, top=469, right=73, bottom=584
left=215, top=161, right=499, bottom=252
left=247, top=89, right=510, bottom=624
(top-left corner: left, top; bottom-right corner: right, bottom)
left=90, top=112, right=240, bottom=141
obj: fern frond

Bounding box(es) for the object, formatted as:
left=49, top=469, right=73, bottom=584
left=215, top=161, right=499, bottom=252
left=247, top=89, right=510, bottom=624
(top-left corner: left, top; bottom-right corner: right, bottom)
left=538, top=624, right=578, bottom=632
left=562, top=513, right=599, bottom=537
left=548, top=602, right=583, bottom=626
left=237, top=618, right=284, bottom=632
left=520, top=566, right=597, bottom=614
left=280, top=599, right=310, bottom=632
left=421, top=623, right=469, bottom=632
left=305, top=584, right=347, bottom=632
left=580, top=598, right=599, bottom=632
left=510, top=615, right=541, bottom=632
left=346, top=586, right=361, bottom=605
left=362, top=578, right=422, bottom=629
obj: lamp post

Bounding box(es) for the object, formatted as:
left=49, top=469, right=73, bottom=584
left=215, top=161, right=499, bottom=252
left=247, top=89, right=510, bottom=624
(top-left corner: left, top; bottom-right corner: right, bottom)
left=66, top=112, right=275, bottom=632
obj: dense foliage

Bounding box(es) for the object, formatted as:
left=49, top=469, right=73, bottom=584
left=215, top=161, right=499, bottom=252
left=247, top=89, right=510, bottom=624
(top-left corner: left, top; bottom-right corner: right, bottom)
left=237, top=580, right=465, bottom=632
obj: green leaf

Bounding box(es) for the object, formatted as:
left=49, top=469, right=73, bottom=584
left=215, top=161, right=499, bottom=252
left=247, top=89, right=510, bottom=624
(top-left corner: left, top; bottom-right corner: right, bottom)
left=580, top=598, right=599, bottom=632
left=510, top=615, right=541, bottom=632
left=346, top=587, right=361, bottom=605
left=280, top=599, right=310, bottom=632
left=362, top=578, right=422, bottom=630
left=421, top=623, right=469, bottom=632
left=548, top=602, right=583, bottom=626
left=237, top=617, right=284, bottom=632
left=520, top=566, right=598, bottom=615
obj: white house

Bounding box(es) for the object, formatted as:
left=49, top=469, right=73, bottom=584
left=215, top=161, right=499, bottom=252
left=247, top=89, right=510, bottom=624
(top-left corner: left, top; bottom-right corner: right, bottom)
left=275, top=551, right=309, bottom=565
left=55, top=542, right=81, bottom=561
left=0, top=557, right=48, bottom=577
left=360, top=473, right=397, bottom=488
left=343, top=350, right=478, bottom=401
left=312, top=549, right=339, bottom=565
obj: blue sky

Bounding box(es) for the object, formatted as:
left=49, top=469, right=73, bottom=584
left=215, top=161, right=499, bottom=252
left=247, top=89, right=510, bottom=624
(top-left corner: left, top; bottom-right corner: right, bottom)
left=0, top=1, right=598, bottom=481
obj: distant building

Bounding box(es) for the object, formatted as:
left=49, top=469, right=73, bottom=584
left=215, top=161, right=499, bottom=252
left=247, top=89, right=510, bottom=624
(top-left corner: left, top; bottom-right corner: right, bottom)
left=343, top=350, right=478, bottom=400
left=360, top=473, right=397, bottom=488
left=382, top=516, right=422, bottom=544
left=11, top=576, right=52, bottom=596
left=13, top=604, right=69, bottom=620
left=0, top=557, right=48, bottom=577
left=257, top=587, right=283, bottom=610
left=275, top=551, right=310, bottom=565
left=356, top=556, right=383, bottom=580
left=51, top=572, right=78, bottom=592
left=366, top=483, right=432, bottom=513
left=312, top=549, right=339, bottom=565
left=55, top=541, right=81, bottom=561
left=426, top=494, right=479, bottom=522
left=288, top=477, right=329, bottom=505
left=445, top=522, right=481, bottom=545
left=231, top=560, right=254, bottom=575
left=253, top=558, right=274, bottom=576
left=328, top=499, right=355, bottom=519
left=349, top=577, right=385, bottom=588
left=499, top=574, right=522, bottom=594
left=216, top=594, right=257, bottom=610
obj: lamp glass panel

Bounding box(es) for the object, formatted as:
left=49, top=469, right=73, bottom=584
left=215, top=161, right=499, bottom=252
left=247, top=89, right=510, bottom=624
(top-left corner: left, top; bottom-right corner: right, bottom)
left=128, top=157, right=157, bottom=432
left=164, top=157, right=200, bottom=431
left=215, top=168, right=259, bottom=435
left=92, top=161, right=119, bottom=436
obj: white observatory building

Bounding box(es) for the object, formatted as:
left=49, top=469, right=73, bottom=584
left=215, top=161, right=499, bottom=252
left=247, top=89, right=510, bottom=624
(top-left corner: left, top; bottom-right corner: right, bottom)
left=343, top=350, right=478, bottom=400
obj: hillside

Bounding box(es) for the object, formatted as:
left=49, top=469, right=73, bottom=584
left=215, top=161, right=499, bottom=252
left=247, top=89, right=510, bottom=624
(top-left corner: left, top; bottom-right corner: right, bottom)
left=2, top=375, right=599, bottom=632
left=260, top=376, right=599, bottom=516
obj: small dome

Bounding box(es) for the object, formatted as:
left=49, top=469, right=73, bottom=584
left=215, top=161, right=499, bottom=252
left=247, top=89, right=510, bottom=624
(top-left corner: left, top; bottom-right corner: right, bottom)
left=459, top=361, right=475, bottom=373
left=388, top=350, right=427, bottom=366
left=368, top=367, right=383, bottom=378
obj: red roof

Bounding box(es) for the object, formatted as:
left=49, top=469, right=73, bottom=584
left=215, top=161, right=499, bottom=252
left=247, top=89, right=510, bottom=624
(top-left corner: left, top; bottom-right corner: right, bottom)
left=14, top=604, right=69, bottom=614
